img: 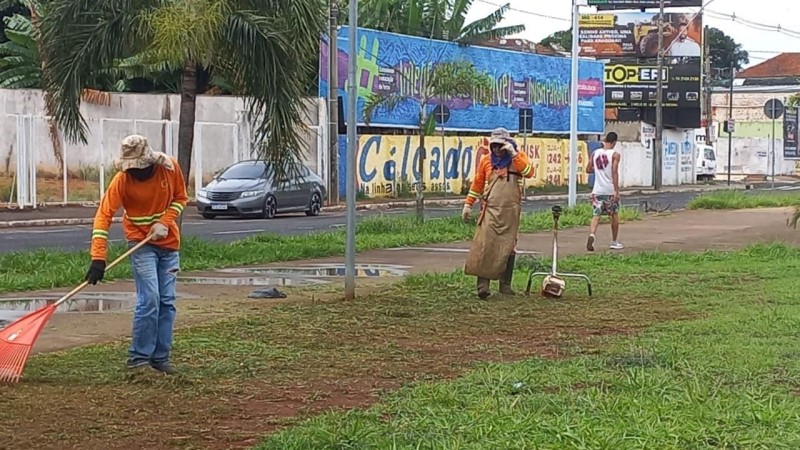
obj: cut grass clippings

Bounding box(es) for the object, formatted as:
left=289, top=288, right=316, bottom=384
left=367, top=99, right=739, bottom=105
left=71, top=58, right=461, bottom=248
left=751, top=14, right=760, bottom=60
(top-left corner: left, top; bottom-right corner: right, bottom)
left=2, top=244, right=800, bottom=449
left=0, top=204, right=639, bottom=293
left=687, top=189, right=800, bottom=210
left=258, top=243, right=800, bottom=449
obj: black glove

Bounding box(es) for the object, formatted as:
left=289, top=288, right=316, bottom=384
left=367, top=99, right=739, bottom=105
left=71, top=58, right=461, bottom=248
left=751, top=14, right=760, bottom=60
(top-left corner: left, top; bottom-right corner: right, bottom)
left=85, top=260, right=106, bottom=285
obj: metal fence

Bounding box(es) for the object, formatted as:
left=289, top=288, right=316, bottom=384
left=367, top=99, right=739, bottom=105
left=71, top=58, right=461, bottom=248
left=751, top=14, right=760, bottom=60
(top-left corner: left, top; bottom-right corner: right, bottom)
left=1, top=113, right=326, bottom=209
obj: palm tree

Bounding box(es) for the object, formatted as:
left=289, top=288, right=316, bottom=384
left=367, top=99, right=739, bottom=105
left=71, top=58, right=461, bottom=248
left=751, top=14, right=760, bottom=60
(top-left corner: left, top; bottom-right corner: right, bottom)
left=344, top=0, right=524, bottom=44
left=37, top=0, right=325, bottom=185
left=363, top=60, right=492, bottom=221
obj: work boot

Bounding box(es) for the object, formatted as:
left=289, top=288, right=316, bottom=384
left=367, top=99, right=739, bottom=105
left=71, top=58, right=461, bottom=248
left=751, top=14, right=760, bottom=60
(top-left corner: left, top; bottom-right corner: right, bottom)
left=499, top=254, right=516, bottom=295
left=477, top=277, right=491, bottom=300
left=150, top=361, right=179, bottom=375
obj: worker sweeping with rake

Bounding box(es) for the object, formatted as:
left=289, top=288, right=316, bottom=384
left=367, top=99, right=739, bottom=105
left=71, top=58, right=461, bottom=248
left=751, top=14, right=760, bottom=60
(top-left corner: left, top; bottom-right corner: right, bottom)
left=0, top=135, right=187, bottom=383
left=462, top=128, right=534, bottom=299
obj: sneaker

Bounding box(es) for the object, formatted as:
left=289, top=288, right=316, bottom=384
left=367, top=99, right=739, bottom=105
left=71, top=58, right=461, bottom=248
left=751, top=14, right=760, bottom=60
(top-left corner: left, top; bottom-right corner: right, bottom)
left=150, top=361, right=179, bottom=375
left=126, top=359, right=150, bottom=370
left=587, top=234, right=596, bottom=252
left=609, top=241, right=624, bottom=250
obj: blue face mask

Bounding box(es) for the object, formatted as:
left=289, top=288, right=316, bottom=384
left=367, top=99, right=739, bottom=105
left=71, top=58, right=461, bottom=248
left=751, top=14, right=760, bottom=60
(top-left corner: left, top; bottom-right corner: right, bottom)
left=490, top=143, right=512, bottom=169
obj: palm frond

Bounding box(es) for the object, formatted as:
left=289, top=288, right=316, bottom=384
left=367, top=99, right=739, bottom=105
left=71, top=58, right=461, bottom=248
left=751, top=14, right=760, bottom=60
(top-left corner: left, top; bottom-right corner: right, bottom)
left=456, top=3, right=524, bottom=43
left=37, top=0, right=158, bottom=144
left=363, top=92, right=408, bottom=125
left=457, top=24, right=526, bottom=44
left=446, top=0, right=473, bottom=38
left=428, top=60, right=492, bottom=103
left=215, top=2, right=324, bottom=179
left=145, top=0, right=229, bottom=67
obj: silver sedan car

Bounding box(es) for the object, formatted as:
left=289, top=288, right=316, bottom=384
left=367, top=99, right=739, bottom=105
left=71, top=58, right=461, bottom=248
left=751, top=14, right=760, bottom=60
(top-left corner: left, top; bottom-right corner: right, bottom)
left=196, top=160, right=326, bottom=220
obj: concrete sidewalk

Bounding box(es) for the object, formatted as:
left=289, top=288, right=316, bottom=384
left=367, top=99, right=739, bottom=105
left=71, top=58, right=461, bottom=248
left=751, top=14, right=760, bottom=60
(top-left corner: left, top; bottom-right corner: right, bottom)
left=0, top=183, right=733, bottom=228
left=248, top=206, right=800, bottom=276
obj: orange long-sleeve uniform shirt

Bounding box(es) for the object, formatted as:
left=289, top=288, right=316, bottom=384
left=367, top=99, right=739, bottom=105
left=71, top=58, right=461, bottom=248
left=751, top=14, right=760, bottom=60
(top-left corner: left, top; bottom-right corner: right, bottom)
left=90, top=158, right=188, bottom=261
left=465, top=151, right=534, bottom=206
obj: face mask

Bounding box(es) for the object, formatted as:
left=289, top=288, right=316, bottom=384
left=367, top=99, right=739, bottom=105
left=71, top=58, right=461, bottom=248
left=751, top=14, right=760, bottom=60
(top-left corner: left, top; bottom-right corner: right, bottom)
left=127, top=165, right=156, bottom=181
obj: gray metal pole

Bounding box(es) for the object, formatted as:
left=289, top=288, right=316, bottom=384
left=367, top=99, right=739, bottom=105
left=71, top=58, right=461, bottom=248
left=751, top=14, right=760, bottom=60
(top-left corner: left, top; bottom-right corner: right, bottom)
left=328, top=2, right=340, bottom=205
left=727, top=62, right=733, bottom=187
left=771, top=103, right=776, bottom=189
left=567, top=0, right=579, bottom=207
left=441, top=122, right=446, bottom=197
left=344, top=1, right=357, bottom=300
left=654, top=0, right=664, bottom=190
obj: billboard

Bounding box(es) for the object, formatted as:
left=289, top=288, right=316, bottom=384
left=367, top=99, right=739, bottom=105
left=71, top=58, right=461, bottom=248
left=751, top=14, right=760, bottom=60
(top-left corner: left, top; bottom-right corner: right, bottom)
left=319, top=26, right=605, bottom=134
left=785, top=106, right=799, bottom=160
left=579, top=12, right=702, bottom=58
left=604, top=62, right=701, bottom=108
left=588, top=0, right=702, bottom=10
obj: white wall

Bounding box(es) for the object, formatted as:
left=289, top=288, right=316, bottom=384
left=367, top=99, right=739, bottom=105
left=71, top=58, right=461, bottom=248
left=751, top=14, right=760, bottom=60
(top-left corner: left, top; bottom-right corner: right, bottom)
left=714, top=136, right=795, bottom=176
left=0, top=89, right=326, bottom=184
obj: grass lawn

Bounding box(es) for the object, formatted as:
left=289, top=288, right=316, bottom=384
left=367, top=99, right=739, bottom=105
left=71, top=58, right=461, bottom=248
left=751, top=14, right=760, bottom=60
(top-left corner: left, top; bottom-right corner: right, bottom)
left=687, top=190, right=800, bottom=210
left=0, top=204, right=639, bottom=293
left=259, top=244, right=800, bottom=449
left=2, top=243, right=799, bottom=449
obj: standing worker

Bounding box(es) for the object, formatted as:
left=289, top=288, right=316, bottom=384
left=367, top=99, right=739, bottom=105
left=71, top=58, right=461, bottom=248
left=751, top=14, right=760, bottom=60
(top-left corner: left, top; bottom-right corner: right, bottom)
left=462, top=128, right=534, bottom=299
left=85, top=135, right=188, bottom=374
left=585, top=132, right=624, bottom=251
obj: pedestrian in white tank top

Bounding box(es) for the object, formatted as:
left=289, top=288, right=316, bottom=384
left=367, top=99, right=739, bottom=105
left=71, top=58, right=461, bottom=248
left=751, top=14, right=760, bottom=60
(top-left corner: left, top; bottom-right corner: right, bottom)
left=585, top=132, right=623, bottom=251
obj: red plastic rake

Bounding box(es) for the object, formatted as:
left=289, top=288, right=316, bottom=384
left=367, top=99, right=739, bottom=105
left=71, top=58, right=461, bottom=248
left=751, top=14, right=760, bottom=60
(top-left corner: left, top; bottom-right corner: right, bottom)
left=0, top=238, right=152, bottom=384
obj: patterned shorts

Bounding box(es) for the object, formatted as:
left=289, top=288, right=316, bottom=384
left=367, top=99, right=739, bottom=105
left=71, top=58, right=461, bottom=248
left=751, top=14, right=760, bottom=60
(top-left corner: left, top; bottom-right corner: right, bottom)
left=591, top=194, right=619, bottom=217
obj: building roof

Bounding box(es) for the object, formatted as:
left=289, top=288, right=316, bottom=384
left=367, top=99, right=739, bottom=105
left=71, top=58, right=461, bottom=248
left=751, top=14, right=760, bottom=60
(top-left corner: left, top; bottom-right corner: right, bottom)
left=478, top=38, right=561, bottom=56
left=737, top=53, right=800, bottom=79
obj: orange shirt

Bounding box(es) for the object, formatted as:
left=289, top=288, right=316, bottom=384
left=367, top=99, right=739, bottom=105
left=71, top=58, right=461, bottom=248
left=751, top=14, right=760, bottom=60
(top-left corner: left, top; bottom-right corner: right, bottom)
left=465, top=151, right=534, bottom=206
left=90, top=157, right=188, bottom=260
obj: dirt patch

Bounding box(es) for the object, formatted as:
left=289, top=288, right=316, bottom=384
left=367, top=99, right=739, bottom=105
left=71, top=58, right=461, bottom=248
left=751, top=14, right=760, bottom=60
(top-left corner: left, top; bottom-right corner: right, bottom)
left=0, top=290, right=693, bottom=450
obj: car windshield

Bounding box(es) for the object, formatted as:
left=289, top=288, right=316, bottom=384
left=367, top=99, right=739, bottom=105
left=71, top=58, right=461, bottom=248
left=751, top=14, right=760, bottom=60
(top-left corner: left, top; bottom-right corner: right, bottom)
left=704, top=148, right=716, bottom=161
left=218, top=162, right=269, bottom=179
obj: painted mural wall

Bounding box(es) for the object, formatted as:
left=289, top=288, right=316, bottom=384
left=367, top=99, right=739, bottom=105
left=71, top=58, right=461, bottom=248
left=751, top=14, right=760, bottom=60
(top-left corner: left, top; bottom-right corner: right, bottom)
left=320, top=27, right=606, bottom=134
left=337, top=134, right=591, bottom=198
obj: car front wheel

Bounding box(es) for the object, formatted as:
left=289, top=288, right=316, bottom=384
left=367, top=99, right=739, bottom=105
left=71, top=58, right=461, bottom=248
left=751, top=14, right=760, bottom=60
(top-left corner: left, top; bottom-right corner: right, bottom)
left=261, top=195, right=277, bottom=219
left=305, top=192, right=322, bottom=216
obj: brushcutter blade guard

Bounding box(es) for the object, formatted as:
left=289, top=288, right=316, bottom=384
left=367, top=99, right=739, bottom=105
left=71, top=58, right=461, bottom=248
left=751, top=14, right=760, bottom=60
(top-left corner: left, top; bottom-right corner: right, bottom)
left=541, top=275, right=566, bottom=298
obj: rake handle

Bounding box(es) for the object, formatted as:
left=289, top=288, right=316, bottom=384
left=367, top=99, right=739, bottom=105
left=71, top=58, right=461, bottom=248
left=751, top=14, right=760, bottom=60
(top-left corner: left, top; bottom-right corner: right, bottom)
left=53, top=237, right=154, bottom=308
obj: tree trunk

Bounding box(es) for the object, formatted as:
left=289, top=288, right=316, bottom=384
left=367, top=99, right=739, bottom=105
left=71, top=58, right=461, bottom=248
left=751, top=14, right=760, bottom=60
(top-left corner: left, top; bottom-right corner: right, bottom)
left=177, top=60, right=198, bottom=186
left=416, top=131, right=425, bottom=222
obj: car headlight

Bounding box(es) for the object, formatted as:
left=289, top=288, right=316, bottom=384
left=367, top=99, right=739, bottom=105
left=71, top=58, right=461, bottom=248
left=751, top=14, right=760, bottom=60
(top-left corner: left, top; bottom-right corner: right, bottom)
left=240, top=190, right=262, bottom=198
left=197, top=190, right=208, bottom=198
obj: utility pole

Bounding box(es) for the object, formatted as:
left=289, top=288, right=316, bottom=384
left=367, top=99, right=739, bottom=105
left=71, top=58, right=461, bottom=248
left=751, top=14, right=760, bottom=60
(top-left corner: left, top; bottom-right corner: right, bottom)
left=567, top=0, right=580, bottom=207
left=703, top=25, right=712, bottom=146
left=328, top=1, right=340, bottom=205
left=653, top=0, right=665, bottom=190
left=344, top=0, right=357, bottom=300
left=726, top=62, right=734, bottom=187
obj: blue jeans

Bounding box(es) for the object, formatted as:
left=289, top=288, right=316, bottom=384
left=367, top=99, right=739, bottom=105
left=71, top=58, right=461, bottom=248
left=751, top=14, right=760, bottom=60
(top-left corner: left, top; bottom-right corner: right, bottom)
left=128, top=243, right=180, bottom=364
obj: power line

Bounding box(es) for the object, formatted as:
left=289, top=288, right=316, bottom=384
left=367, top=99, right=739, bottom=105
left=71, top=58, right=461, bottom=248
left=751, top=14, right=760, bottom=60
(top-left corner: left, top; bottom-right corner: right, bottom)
left=705, top=9, right=800, bottom=40
left=473, top=0, right=570, bottom=23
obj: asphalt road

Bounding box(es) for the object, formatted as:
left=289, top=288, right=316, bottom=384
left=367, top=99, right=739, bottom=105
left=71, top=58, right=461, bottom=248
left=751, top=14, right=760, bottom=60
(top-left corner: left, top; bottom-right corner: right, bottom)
left=0, top=188, right=796, bottom=254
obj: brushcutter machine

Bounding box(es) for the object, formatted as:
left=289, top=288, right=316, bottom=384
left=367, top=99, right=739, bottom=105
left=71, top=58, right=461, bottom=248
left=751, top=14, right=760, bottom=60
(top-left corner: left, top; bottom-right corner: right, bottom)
left=525, top=205, right=593, bottom=298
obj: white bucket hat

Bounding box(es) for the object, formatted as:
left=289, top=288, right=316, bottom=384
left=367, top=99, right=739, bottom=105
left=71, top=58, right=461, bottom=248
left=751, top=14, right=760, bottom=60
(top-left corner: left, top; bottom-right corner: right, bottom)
left=114, top=135, right=173, bottom=172
left=490, top=127, right=511, bottom=145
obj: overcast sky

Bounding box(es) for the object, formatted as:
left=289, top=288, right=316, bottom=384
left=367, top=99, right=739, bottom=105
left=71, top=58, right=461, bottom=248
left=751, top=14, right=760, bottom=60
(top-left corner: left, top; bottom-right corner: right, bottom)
left=464, top=0, right=800, bottom=67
